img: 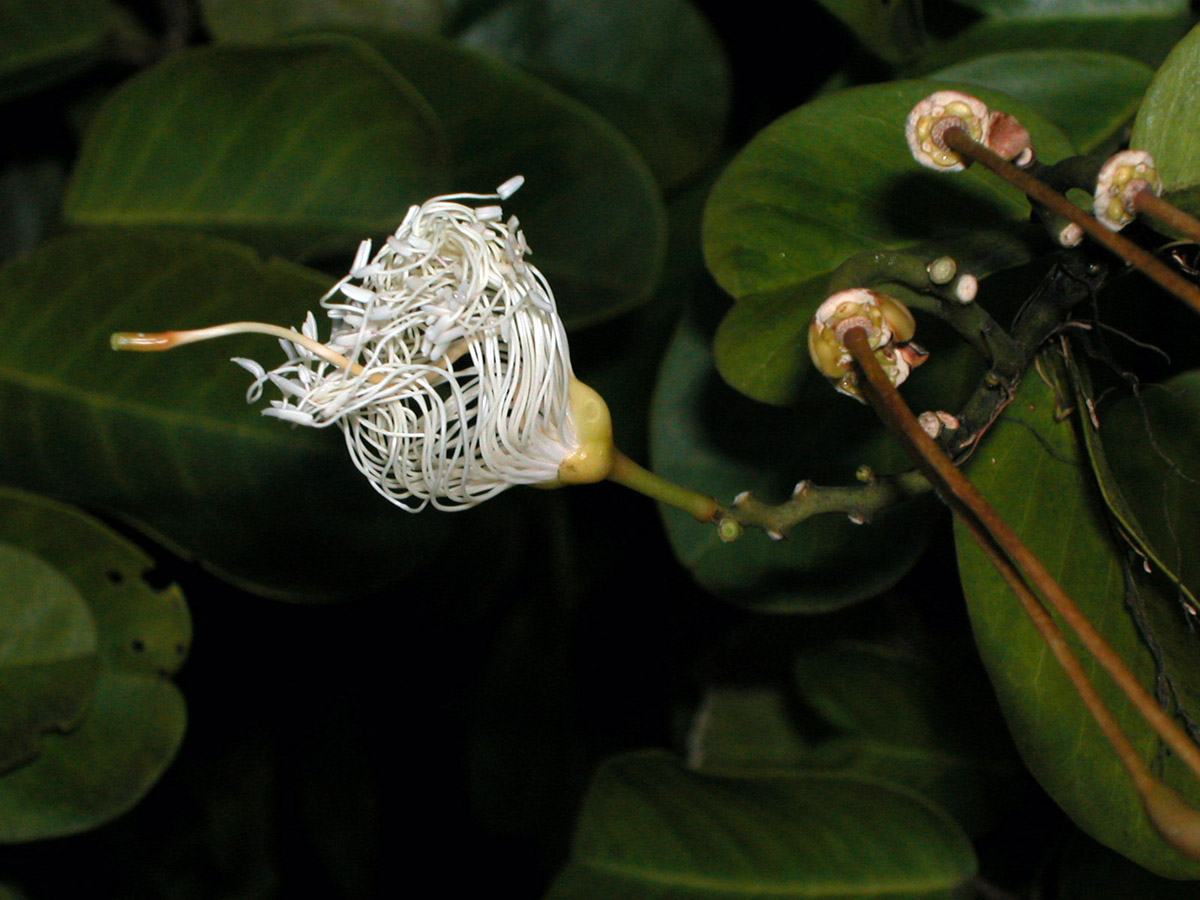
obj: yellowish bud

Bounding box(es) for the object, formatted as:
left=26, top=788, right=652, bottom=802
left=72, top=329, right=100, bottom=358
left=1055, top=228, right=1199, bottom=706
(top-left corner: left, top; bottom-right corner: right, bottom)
left=809, top=289, right=924, bottom=401
left=906, top=91, right=990, bottom=172
left=555, top=377, right=615, bottom=485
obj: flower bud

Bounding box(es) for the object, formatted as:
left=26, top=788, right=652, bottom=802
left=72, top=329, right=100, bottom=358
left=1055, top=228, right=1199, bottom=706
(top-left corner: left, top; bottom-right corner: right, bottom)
left=808, top=289, right=923, bottom=401
left=1094, top=150, right=1161, bottom=231
left=906, top=91, right=991, bottom=172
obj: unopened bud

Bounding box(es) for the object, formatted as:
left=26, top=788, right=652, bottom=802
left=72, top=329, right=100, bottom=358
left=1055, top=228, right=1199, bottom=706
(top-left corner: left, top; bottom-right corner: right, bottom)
left=906, top=91, right=990, bottom=172
left=809, top=289, right=923, bottom=401
left=1094, top=150, right=1161, bottom=231
left=717, top=518, right=743, bottom=542
left=927, top=256, right=957, bottom=285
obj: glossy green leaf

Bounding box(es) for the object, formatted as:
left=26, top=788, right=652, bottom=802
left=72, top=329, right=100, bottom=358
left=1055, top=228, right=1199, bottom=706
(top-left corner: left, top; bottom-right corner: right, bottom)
left=0, top=489, right=190, bottom=842
left=649, top=301, right=943, bottom=611
left=687, top=682, right=810, bottom=769
left=0, top=544, right=97, bottom=773
left=703, top=80, right=1073, bottom=404
left=687, top=628, right=1020, bottom=836
left=916, top=0, right=1189, bottom=70
left=0, top=230, right=456, bottom=601
left=1067, top=357, right=1198, bottom=609
left=347, top=31, right=667, bottom=327
left=954, top=354, right=1200, bottom=878
left=0, top=0, right=120, bottom=102
left=202, top=0, right=729, bottom=190
left=1084, top=367, right=1200, bottom=726
left=790, top=642, right=1021, bottom=835
left=1132, top=23, right=1200, bottom=224
left=63, top=38, right=448, bottom=260
left=548, top=750, right=976, bottom=900
left=931, top=51, right=1153, bottom=153
left=450, top=0, right=731, bottom=187
left=1097, top=370, right=1200, bottom=599
left=815, top=0, right=926, bottom=63
left=199, top=0, right=442, bottom=40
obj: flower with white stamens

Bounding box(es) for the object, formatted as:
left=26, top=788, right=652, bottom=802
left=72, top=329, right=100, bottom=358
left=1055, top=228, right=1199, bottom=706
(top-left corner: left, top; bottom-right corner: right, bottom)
left=112, top=177, right=615, bottom=512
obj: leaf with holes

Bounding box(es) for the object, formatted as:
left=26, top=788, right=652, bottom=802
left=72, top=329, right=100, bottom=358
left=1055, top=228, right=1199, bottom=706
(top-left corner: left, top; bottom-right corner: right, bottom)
left=0, top=488, right=190, bottom=842
left=0, top=229, right=457, bottom=601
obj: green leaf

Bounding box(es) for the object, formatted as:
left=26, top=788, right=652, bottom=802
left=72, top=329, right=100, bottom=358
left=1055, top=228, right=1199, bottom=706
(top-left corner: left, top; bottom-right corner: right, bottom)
left=916, top=0, right=1190, bottom=70
left=815, top=0, right=926, bottom=64
left=0, top=0, right=120, bottom=102
left=648, top=300, right=943, bottom=611
left=63, top=38, right=449, bottom=260
left=346, top=31, right=667, bottom=328
left=0, top=488, right=190, bottom=842
left=1080, top=367, right=1200, bottom=728
left=686, top=624, right=1021, bottom=837
left=789, top=641, right=1022, bottom=835
left=548, top=750, right=976, bottom=900
left=1067, top=358, right=1199, bottom=610
left=930, top=51, right=1153, bottom=153
left=703, top=80, right=1073, bottom=404
left=1097, top=369, right=1200, bottom=599
left=688, top=682, right=810, bottom=769
left=1132, top=22, right=1200, bottom=224
left=450, top=0, right=732, bottom=188
left=202, top=0, right=729, bottom=190
left=954, top=353, right=1200, bottom=878
left=0, top=230, right=456, bottom=601
left=199, top=0, right=442, bottom=39
left=0, top=544, right=97, bottom=773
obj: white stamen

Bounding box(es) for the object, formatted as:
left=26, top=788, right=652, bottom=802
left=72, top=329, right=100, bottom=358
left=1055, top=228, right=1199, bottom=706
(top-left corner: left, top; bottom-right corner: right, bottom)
left=229, top=180, right=580, bottom=511
left=496, top=174, right=525, bottom=200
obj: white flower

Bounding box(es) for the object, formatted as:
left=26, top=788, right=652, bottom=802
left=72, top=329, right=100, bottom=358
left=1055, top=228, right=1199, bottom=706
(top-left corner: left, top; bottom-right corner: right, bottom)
left=113, top=177, right=614, bottom=512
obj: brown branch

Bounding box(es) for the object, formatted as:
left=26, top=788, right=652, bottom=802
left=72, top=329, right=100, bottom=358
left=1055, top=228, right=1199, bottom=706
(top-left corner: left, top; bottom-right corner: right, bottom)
left=843, top=325, right=1200, bottom=856
left=1134, top=189, right=1200, bottom=246
left=942, top=128, right=1200, bottom=318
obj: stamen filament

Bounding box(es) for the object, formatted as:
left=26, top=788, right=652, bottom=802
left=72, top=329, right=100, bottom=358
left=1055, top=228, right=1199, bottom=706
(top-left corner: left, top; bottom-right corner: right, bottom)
left=111, top=321, right=472, bottom=388
left=112, top=322, right=366, bottom=376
